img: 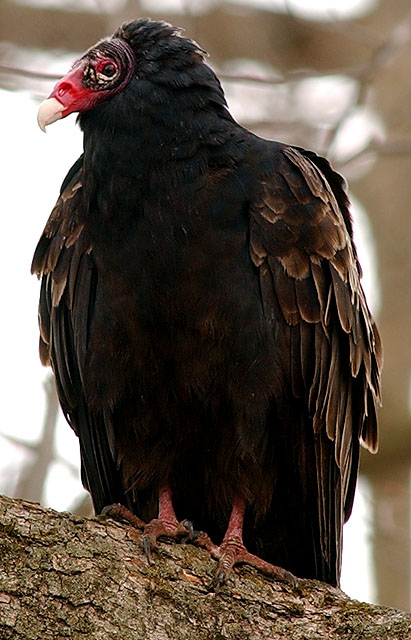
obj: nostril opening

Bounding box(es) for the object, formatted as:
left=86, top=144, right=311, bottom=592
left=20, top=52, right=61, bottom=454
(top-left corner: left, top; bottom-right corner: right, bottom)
left=57, top=82, right=72, bottom=96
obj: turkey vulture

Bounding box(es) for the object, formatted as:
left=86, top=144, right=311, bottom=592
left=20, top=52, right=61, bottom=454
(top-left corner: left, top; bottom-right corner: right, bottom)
left=33, top=18, right=382, bottom=587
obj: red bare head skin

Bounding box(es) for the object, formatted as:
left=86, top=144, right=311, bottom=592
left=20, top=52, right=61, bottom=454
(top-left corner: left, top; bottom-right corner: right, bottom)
left=48, top=64, right=97, bottom=117
left=37, top=38, right=135, bottom=131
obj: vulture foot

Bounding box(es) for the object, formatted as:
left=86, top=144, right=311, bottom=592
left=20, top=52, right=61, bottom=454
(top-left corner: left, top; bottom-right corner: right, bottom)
left=195, top=531, right=296, bottom=589
left=194, top=497, right=297, bottom=589
left=101, top=488, right=194, bottom=564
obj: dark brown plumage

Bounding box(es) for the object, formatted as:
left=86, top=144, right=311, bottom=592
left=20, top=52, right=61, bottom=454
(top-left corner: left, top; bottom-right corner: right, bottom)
left=32, top=18, right=382, bottom=586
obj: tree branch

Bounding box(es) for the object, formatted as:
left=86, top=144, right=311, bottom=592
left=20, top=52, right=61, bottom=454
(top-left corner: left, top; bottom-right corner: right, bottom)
left=0, top=495, right=409, bottom=639
left=322, top=9, right=411, bottom=156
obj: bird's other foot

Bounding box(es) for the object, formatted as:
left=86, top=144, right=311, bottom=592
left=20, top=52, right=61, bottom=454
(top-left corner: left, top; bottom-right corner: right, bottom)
left=195, top=532, right=297, bottom=590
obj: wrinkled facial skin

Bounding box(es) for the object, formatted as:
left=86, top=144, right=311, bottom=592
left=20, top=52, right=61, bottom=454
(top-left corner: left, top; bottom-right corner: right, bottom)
left=37, top=38, right=135, bottom=131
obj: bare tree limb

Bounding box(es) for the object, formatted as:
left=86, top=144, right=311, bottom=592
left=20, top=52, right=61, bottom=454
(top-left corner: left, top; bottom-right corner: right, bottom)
left=337, top=137, right=411, bottom=173
left=323, top=9, right=411, bottom=155
left=0, top=495, right=410, bottom=640
left=12, top=377, right=59, bottom=504
left=0, top=65, right=61, bottom=82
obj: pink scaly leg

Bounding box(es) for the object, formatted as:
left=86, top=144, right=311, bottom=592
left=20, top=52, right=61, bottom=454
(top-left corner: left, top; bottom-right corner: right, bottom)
left=141, top=485, right=193, bottom=563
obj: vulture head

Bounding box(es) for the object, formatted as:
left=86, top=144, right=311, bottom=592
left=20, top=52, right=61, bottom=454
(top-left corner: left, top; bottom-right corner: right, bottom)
left=37, top=18, right=214, bottom=132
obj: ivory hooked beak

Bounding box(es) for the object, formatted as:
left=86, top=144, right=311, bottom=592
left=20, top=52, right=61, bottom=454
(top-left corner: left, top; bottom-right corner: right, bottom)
left=37, top=98, right=65, bottom=132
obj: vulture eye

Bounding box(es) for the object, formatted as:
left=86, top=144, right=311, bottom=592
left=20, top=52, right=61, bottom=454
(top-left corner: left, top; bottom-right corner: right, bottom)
left=101, top=63, right=116, bottom=78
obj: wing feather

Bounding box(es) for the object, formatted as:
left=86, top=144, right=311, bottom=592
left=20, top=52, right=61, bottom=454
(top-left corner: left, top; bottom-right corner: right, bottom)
left=295, top=273, right=321, bottom=323
left=267, top=257, right=299, bottom=325
left=249, top=143, right=382, bottom=583
left=32, top=158, right=124, bottom=513
left=330, top=264, right=354, bottom=333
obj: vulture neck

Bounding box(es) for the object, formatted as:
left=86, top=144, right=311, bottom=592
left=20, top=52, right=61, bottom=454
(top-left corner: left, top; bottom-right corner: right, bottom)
left=79, top=73, right=238, bottom=203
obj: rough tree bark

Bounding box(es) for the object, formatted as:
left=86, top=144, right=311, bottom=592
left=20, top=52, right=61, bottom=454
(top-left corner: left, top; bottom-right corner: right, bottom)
left=0, top=495, right=409, bottom=640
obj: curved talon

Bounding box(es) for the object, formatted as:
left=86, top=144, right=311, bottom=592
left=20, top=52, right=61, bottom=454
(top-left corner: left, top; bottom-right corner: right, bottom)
left=180, top=519, right=194, bottom=539
left=143, top=535, right=155, bottom=564
left=213, top=569, right=228, bottom=591
left=179, top=519, right=204, bottom=543
left=101, top=503, right=118, bottom=516
left=280, top=569, right=299, bottom=589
